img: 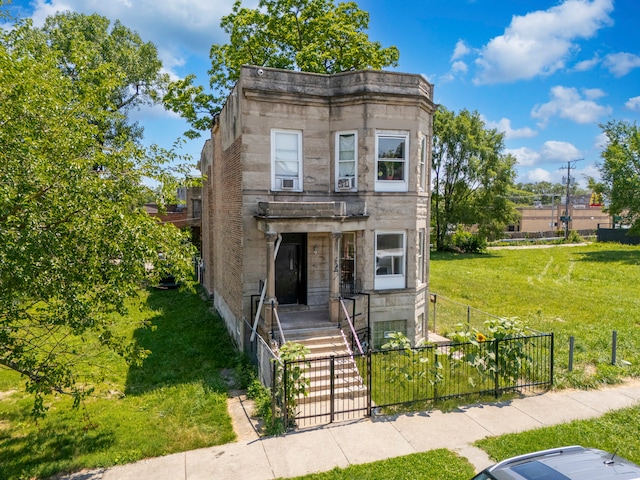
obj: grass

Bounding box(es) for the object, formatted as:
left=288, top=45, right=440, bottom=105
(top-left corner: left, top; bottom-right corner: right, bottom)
left=429, top=242, right=640, bottom=388
left=475, top=404, right=640, bottom=466
left=281, top=448, right=476, bottom=480
left=2, top=242, right=639, bottom=479
left=0, top=287, right=239, bottom=480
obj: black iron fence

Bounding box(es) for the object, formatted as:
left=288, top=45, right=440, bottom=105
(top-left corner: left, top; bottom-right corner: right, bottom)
left=278, top=352, right=370, bottom=428
left=276, top=332, right=553, bottom=429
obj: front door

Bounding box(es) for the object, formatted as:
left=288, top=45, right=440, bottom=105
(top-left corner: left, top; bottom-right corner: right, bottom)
left=275, top=234, right=307, bottom=305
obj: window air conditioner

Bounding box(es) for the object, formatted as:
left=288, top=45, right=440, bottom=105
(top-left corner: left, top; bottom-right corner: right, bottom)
left=281, top=178, right=295, bottom=189
left=337, top=177, right=354, bottom=190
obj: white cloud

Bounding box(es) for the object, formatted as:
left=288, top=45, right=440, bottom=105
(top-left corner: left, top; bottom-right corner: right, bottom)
left=572, top=54, right=601, bottom=72
left=506, top=147, right=540, bottom=167
left=451, top=39, right=471, bottom=61
left=603, top=52, right=640, bottom=77
left=451, top=61, right=468, bottom=74
left=540, top=140, right=582, bottom=161
left=594, top=131, right=609, bottom=149
left=473, top=0, right=614, bottom=84
left=523, top=168, right=552, bottom=183
left=508, top=141, right=582, bottom=172
left=484, top=117, right=537, bottom=140
left=577, top=163, right=601, bottom=184
left=531, top=85, right=612, bottom=127
left=438, top=73, right=456, bottom=84
left=27, top=0, right=236, bottom=77
left=582, top=88, right=606, bottom=100
left=625, top=96, right=640, bottom=111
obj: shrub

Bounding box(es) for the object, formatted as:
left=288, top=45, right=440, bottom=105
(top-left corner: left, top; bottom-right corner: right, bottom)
left=566, top=230, right=584, bottom=243
left=234, top=352, right=257, bottom=389
left=451, top=229, right=487, bottom=253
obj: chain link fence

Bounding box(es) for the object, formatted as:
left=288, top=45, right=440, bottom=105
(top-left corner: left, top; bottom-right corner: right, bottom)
left=428, top=293, right=507, bottom=337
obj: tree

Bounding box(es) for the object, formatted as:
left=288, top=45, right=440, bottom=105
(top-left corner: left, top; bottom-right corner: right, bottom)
left=431, top=107, right=518, bottom=251
left=592, top=119, right=640, bottom=232
left=164, top=0, right=400, bottom=138
left=0, top=13, right=196, bottom=415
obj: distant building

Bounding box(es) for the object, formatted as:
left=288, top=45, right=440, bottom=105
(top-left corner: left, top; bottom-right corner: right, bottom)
left=507, top=195, right=611, bottom=236
left=144, top=203, right=188, bottom=228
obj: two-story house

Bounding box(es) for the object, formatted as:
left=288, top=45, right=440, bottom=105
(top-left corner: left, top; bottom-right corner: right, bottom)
left=199, top=66, right=436, bottom=351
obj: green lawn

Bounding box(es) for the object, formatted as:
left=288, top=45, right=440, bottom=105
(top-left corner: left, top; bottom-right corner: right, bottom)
left=2, top=242, right=639, bottom=479
left=475, top=404, right=640, bottom=466
left=282, top=448, right=476, bottom=480
left=0, top=287, right=239, bottom=480
left=429, top=243, right=640, bottom=388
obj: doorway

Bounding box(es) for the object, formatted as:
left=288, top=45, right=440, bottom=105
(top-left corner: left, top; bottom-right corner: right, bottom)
left=275, top=233, right=307, bottom=305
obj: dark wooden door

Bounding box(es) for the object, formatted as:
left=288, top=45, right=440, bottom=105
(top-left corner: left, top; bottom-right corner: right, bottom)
left=275, top=234, right=306, bottom=305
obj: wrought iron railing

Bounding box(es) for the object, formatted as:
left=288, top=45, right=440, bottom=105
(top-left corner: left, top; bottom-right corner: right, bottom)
left=276, top=332, right=553, bottom=429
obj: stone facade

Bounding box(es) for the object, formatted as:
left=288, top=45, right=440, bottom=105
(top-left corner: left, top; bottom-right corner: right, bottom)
left=199, top=66, right=436, bottom=349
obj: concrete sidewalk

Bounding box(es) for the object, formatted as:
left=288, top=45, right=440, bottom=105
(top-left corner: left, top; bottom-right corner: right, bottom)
left=61, top=380, right=640, bottom=480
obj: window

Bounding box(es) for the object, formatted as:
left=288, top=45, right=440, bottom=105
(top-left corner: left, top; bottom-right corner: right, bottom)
left=375, top=131, right=408, bottom=192
left=417, top=229, right=425, bottom=284
left=419, top=135, right=427, bottom=192
left=192, top=199, right=202, bottom=219
left=375, top=231, right=406, bottom=290
left=373, top=319, right=407, bottom=349
left=340, top=232, right=356, bottom=295
left=271, top=129, right=302, bottom=191
left=335, top=131, right=357, bottom=191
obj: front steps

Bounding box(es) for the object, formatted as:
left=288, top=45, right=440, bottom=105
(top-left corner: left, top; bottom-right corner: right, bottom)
left=283, top=329, right=368, bottom=424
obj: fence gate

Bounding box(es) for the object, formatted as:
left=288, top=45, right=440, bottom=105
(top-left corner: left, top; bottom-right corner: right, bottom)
left=284, top=352, right=370, bottom=428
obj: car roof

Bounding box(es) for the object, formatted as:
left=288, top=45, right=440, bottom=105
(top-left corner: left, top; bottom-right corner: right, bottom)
left=485, top=446, right=640, bottom=480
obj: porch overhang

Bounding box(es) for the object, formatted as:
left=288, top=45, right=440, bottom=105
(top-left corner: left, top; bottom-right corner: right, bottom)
left=254, top=201, right=369, bottom=233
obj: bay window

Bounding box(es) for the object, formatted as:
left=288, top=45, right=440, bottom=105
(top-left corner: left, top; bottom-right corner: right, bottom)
left=375, top=231, right=406, bottom=290
left=375, top=131, right=409, bottom=192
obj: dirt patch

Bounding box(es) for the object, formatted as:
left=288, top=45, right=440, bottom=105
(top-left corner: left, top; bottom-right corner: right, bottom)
left=227, top=394, right=261, bottom=442
left=0, top=390, right=17, bottom=400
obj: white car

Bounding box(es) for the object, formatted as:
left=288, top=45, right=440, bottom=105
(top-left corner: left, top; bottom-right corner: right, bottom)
left=472, top=445, right=640, bottom=480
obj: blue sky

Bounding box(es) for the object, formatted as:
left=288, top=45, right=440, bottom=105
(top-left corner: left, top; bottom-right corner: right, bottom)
left=4, top=0, right=640, bottom=187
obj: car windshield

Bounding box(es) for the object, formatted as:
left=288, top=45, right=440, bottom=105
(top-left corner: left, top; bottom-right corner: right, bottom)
left=511, top=461, right=572, bottom=480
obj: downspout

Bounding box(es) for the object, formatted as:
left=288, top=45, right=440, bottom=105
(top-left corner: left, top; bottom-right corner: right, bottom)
left=250, top=234, right=282, bottom=342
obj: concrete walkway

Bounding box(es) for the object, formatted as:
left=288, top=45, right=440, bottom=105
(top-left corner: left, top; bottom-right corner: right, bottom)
left=60, top=380, right=640, bottom=480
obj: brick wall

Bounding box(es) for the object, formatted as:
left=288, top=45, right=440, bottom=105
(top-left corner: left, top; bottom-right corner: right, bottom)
left=212, top=135, right=244, bottom=338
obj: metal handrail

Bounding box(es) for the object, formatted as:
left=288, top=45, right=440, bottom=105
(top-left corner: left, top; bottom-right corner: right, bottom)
left=271, top=302, right=286, bottom=347
left=339, top=297, right=363, bottom=354
left=250, top=234, right=282, bottom=342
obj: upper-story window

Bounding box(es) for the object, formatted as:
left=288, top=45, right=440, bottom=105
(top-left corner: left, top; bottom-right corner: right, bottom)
left=271, top=129, right=303, bottom=191
left=335, top=131, right=357, bottom=192
left=375, top=131, right=409, bottom=192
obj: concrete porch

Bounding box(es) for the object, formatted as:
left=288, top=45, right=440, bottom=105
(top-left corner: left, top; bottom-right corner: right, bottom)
left=277, top=307, right=338, bottom=337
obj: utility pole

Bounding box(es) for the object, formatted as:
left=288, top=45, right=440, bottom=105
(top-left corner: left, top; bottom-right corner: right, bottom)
left=560, top=159, right=583, bottom=239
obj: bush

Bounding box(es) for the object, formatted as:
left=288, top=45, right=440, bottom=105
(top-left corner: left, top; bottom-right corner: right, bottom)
left=451, top=229, right=487, bottom=253
left=234, top=352, right=257, bottom=389
left=565, top=230, right=584, bottom=243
